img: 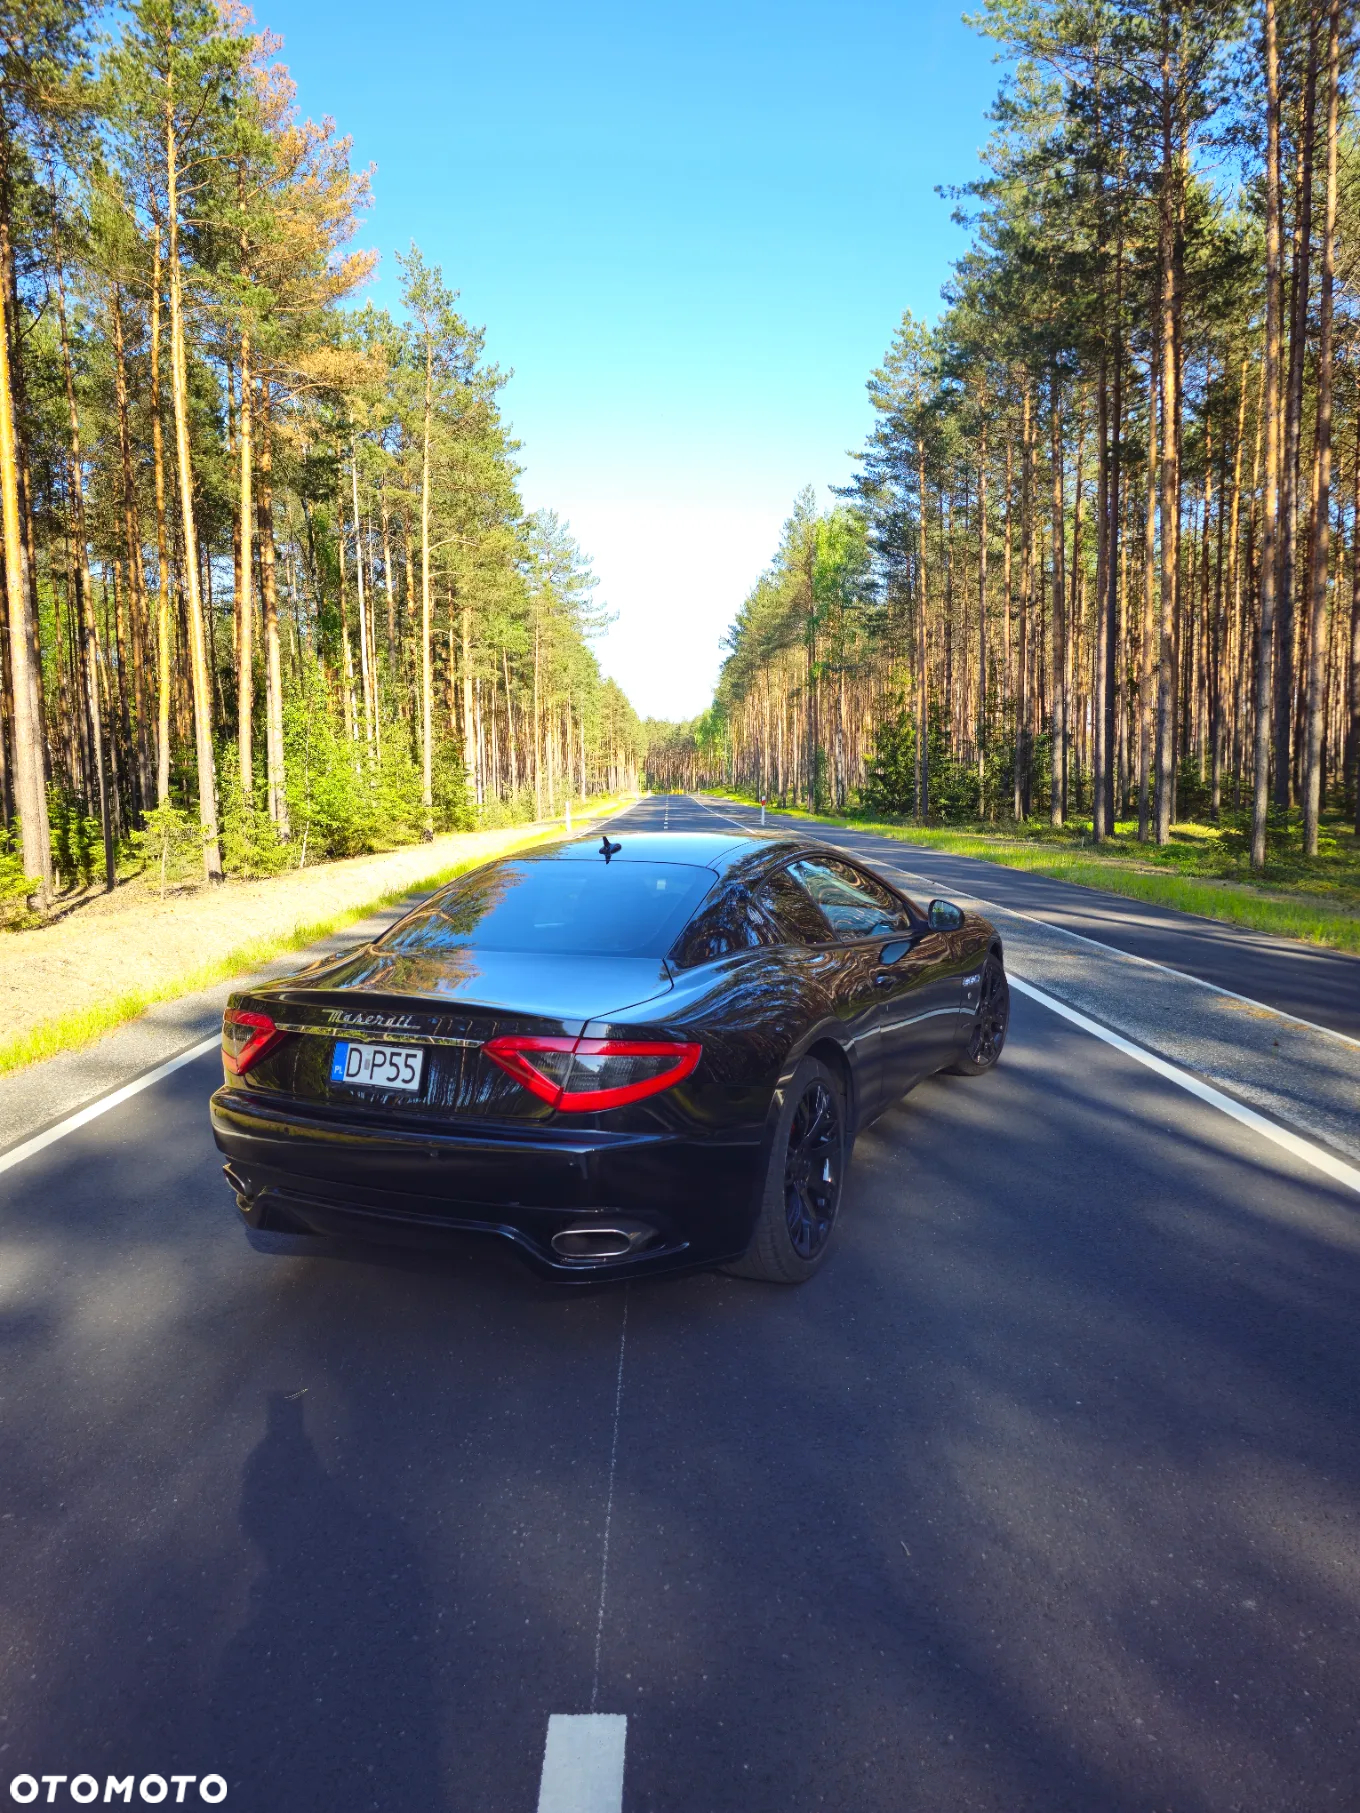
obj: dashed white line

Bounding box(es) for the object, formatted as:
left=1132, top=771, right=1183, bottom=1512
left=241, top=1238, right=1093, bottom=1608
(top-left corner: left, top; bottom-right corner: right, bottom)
left=0, top=1034, right=221, bottom=1177
left=592, top=1287, right=629, bottom=1710
left=1009, top=977, right=1360, bottom=1196
left=536, top=1714, right=627, bottom=1813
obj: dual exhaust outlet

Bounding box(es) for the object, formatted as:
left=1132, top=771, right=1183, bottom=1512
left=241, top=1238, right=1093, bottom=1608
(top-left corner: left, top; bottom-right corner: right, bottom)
left=551, top=1223, right=656, bottom=1262
left=227, top=1161, right=653, bottom=1265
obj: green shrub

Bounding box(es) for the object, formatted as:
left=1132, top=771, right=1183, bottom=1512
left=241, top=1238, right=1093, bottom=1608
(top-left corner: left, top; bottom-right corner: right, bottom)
left=129, top=801, right=201, bottom=897
left=0, top=823, right=36, bottom=924
left=48, top=788, right=102, bottom=890
left=217, top=750, right=293, bottom=879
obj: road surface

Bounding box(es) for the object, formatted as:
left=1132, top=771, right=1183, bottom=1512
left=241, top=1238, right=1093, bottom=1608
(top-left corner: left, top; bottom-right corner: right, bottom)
left=691, top=791, right=1360, bottom=1040
left=0, top=793, right=1356, bottom=1811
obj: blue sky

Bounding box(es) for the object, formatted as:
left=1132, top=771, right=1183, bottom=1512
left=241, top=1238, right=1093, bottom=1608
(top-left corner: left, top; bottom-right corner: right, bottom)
left=260, top=0, right=1004, bottom=719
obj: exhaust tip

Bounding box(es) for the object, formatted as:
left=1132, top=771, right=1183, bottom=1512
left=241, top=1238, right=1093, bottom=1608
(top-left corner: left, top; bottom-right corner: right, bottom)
left=223, top=1162, right=254, bottom=1210
left=551, top=1226, right=653, bottom=1262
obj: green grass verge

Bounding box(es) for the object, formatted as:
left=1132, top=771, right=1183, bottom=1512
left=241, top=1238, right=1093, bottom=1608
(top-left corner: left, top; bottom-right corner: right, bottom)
left=702, top=790, right=1360, bottom=955
left=0, top=803, right=633, bottom=1078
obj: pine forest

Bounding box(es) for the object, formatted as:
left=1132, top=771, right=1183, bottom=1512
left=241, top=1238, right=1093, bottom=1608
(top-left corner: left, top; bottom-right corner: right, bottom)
left=648, top=0, right=1360, bottom=878
left=0, top=0, right=646, bottom=915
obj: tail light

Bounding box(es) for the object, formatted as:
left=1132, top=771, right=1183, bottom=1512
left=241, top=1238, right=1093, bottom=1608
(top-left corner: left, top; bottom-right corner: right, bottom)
left=222, top=1008, right=285, bottom=1077
left=483, top=1034, right=701, bottom=1112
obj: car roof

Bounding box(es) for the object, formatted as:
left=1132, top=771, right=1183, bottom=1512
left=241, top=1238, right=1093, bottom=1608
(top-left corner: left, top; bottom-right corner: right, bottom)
left=526, top=830, right=807, bottom=875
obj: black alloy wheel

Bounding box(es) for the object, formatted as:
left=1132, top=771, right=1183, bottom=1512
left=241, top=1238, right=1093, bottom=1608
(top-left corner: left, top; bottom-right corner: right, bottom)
left=946, top=953, right=1010, bottom=1076
left=783, top=1077, right=842, bottom=1259
left=724, top=1054, right=848, bottom=1284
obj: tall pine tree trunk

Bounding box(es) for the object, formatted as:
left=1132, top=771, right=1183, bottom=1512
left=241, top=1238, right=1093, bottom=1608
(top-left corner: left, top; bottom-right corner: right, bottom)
left=150, top=230, right=173, bottom=808
left=1003, top=431, right=1013, bottom=720
left=533, top=610, right=543, bottom=819
left=1252, top=0, right=1284, bottom=870
left=1015, top=375, right=1033, bottom=821
left=52, top=228, right=114, bottom=891
left=166, top=94, right=222, bottom=881
left=256, top=384, right=288, bottom=835
left=109, top=283, right=150, bottom=813
left=380, top=491, right=397, bottom=675
left=977, top=414, right=988, bottom=806
left=1103, top=251, right=1123, bottom=833
left=1070, top=409, right=1086, bottom=814
left=350, top=439, right=374, bottom=753
left=916, top=432, right=930, bottom=821
left=0, top=221, right=50, bottom=902
left=419, top=342, right=434, bottom=838
left=1154, top=17, right=1180, bottom=846
left=1302, top=0, right=1340, bottom=855
left=336, top=482, right=357, bottom=757
left=237, top=325, right=253, bottom=797
left=1049, top=371, right=1066, bottom=826
left=1274, top=7, right=1319, bottom=806
left=461, top=598, right=474, bottom=794
left=1348, top=413, right=1360, bottom=832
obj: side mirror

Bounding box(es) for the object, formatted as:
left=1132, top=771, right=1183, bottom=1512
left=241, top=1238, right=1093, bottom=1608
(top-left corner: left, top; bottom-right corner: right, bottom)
left=927, top=898, right=964, bottom=932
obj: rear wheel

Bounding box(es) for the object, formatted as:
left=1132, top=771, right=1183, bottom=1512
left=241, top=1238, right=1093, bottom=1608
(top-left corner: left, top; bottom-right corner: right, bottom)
left=724, top=1056, right=847, bottom=1284
left=945, top=953, right=1009, bottom=1075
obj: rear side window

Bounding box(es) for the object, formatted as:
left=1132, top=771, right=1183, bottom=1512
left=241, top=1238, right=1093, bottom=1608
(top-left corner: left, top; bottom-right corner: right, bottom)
left=671, top=884, right=776, bottom=968
left=377, top=860, right=716, bottom=958
left=787, top=858, right=913, bottom=939
left=754, top=868, right=835, bottom=945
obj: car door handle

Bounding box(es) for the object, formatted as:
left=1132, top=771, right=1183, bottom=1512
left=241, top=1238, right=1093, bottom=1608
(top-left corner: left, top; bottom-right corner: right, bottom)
left=873, top=972, right=897, bottom=987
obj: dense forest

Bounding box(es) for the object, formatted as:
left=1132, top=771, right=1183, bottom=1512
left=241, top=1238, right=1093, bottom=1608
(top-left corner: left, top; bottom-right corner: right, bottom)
left=0, top=0, right=645, bottom=913
left=649, top=0, right=1359, bottom=868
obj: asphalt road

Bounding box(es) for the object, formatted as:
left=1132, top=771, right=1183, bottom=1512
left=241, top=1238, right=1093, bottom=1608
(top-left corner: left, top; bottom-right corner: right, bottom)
left=2, top=795, right=1358, bottom=1811
left=679, top=791, right=1360, bottom=1040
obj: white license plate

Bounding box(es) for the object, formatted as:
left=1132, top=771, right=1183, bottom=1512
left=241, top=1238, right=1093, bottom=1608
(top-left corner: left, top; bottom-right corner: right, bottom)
left=330, top=1041, right=425, bottom=1091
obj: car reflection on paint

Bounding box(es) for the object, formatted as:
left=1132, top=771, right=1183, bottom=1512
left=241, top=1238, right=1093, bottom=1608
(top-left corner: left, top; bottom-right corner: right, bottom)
left=210, top=829, right=1009, bottom=1283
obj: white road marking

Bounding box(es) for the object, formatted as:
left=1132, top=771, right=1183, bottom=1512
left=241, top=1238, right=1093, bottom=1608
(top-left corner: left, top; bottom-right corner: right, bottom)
left=536, top=1714, right=627, bottom=1813
left=1010, top=976, right=1360, bottom=1196
left=692, top=795, right=760, bottom=835
left=0, top=1035, right=221, bottom=1177
left=700, top=795, right=1359, bottom=1053
left=592, top=1288, right=629, bottom=1710
left=886, top=862, right=1359, bottom=1052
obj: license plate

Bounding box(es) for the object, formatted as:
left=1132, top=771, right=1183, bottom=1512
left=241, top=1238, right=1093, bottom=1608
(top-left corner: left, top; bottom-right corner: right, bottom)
left=330, top=1041, right=425, bottom=1091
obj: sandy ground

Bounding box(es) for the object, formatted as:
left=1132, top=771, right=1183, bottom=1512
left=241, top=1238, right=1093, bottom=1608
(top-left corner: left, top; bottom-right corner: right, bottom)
left=0, top=817, right=588, bottom=1049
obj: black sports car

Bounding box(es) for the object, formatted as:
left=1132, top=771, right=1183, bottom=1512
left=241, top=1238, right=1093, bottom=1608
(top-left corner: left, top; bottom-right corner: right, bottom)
left=210, top=830, right=1009, bottom=1283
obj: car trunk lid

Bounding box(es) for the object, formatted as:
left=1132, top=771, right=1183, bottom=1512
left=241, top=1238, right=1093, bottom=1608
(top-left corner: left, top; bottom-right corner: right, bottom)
left=231, top=949, right=675, bottom=1122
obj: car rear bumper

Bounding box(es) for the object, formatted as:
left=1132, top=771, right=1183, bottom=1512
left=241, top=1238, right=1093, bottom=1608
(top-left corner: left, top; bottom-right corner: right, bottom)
left=210, top=1089, right=763, bottom=1279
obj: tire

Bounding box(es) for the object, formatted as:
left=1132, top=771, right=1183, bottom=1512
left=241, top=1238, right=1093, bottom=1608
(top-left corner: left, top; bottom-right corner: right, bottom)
left=724, top=1056, right=848, bottom=1284
left=945, top=952, right=1010, bottom=1076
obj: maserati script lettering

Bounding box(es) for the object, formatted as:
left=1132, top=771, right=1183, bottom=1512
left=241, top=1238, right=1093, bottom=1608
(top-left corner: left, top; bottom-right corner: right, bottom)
left=321, top=1009, right=420, bottom=1030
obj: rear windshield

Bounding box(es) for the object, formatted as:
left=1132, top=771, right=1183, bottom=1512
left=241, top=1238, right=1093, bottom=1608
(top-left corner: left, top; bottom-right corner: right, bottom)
left=375, top=859, right=716, bottom=958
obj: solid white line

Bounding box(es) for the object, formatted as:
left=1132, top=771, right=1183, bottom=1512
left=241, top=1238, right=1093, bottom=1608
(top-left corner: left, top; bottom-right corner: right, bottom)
left=706, top=798, right=1359, bottom=1053
left=536, top=1714, right=627, bottom=1813
left=897, top=867, right=1360, bottom=1052
left=1009, top=976, right=1360, bottom=1196
left=0, top=1034, right=221, bottom=1178
left=591, top=1288, right=629, bottom=1711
